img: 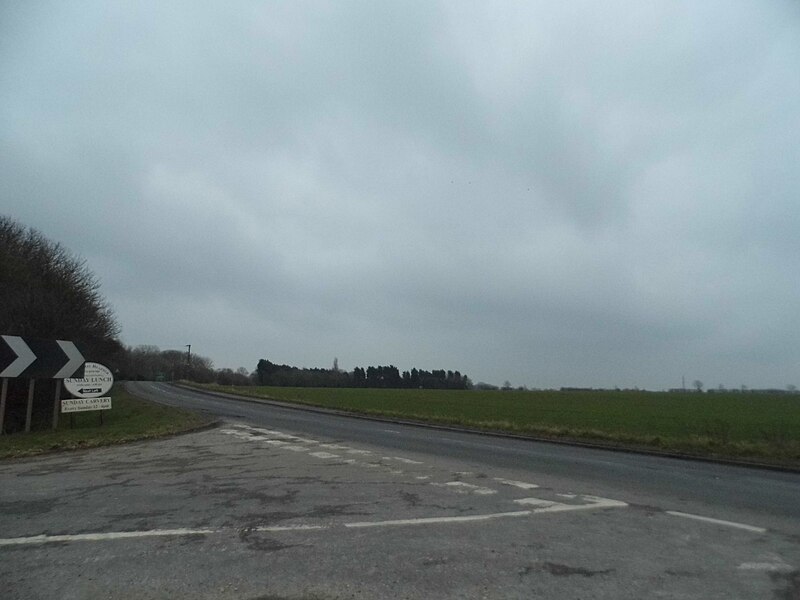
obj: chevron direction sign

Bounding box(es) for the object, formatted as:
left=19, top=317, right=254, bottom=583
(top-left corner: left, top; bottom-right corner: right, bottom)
left=0, top=335, right=86, bottom=379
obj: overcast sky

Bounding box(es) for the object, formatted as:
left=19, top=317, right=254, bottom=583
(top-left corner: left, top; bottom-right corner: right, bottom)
left=2, top=1, right=799, bottom=389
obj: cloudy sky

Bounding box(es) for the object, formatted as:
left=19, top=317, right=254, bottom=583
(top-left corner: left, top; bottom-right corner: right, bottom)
left=2, top=1, right=799, bottom=390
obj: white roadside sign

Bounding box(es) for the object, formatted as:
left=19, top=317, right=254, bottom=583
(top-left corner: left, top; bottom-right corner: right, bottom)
left=61, top=397, right=112, bottom=413
left=64, top=362, right=114, bottom=398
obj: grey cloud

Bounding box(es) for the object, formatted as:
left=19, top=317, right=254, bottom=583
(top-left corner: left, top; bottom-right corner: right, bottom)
left=2, top=1, right=799, bottom=388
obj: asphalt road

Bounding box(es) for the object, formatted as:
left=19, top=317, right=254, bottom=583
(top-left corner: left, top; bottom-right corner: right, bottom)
left=1, top=381, right=799, bottom=599
left=134, top=382, right=800, bottom=521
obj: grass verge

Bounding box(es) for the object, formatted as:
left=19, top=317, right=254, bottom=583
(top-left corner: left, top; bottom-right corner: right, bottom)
left=191, top=384, right=800, bottom=467
left=0, top=385, right=213, bottom=459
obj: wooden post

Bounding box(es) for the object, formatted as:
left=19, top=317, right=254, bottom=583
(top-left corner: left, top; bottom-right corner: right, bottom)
left=0, top=378, right=8, bottom=436
left=25, top=379, right=35, bottom=433
left=52, top=380, right=62, bottom=430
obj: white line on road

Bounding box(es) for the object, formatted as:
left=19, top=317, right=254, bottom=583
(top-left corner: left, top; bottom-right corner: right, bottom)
left=282, top=445, right=308, bottom=452
left=432, top=481, right=498, bottom=495
left=344, top=511, right=533, bottom=529
left=383, top=456, right=423, bottom=465
left=0, top=528, right=215, bottom=547
left=310, top=452, right=340, bottom=459
left=666, top=511, right=766, bottom=534
left=253, top=525, right=328, bottom=533
left=533, top=495, right=628, bottom=513
left=738, top=562, right=795, bottom=572
left=514, top=498, right=557, bottom=507
left=494, top=478, right=539, bottom=490
left=0, top=496, right=630, bottom=547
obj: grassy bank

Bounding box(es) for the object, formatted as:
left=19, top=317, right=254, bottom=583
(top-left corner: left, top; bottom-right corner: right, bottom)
left=0, top=386, right=213, bottom=459
left=194, top=384, right=800, bottom=466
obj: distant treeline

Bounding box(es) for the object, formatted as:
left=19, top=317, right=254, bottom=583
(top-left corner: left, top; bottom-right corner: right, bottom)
left=255, top=359, right=472, bottom=390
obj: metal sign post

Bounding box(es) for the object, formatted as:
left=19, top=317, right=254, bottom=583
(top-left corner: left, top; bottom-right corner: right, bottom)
left=52, top=380, right=62, bottom=431
left=0, top=378, right=7, bottom=435
left=25, top=380, right=35, bottom=433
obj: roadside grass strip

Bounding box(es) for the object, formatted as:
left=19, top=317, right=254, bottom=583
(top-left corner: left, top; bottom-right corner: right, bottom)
left=0, top=387, right=212, bottom=459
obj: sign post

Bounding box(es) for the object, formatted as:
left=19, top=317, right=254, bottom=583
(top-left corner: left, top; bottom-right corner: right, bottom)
left=52, top=380, right=62, bottom=431
left=0, top=378, right=7, bottom=435
left=25, top=380, right=35, bottom=433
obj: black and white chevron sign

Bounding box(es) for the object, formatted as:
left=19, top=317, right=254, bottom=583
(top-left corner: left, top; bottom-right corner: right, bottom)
left=0, top=335, right=86, bottom=379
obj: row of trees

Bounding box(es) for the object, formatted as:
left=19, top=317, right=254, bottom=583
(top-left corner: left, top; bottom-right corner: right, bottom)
left=255, top=359, right=472, bottom=389
left=118, top=352, right=474, bottom=391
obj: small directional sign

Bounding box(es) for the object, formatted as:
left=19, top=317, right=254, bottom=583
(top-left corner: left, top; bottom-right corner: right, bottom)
left=0, top=335, right=86, bottom=379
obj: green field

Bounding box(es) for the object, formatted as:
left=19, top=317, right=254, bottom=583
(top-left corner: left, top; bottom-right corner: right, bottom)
left=197, top=384, right=800, bottom=466
left=0, top=386, right=213, bottom=459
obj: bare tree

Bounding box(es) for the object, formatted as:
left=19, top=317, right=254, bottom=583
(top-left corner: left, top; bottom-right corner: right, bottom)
left=693, top=380, right=704, bottom=393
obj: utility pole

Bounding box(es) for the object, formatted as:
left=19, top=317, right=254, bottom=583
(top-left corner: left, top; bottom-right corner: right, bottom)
left=186, top=345, right=191, bottom=364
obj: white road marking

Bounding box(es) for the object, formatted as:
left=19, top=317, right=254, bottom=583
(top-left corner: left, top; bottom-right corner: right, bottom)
left=310, top=452, right=340, bottom=459
left=344, top=511, right=533, bottom=528
left=738, top=562, right=795, bottom=572
left=432, top=481, right=497, bottom=495
left=0, top=528, right=214, bottom=546
left=533, top=495, right=628, bottom=513
left=0, top=493, right=629, bottom=546
left=513, top=494, right=626, bottom=513
left=253, top=525, right=328, bottom=533
left=494, top=478, right=539, bottom=490
left=218, top=425, right=626, bottom=519
left=514, top=498, right=557, bottom=507
left=383, top=429, right=401, bottom=434
left=383, top=456, right=423, bottom=465
left=283, top=445, right=308, bottom=452
left=238, top=426, right=317, bottom=445
left=666, top=511, right=766, bottom=533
